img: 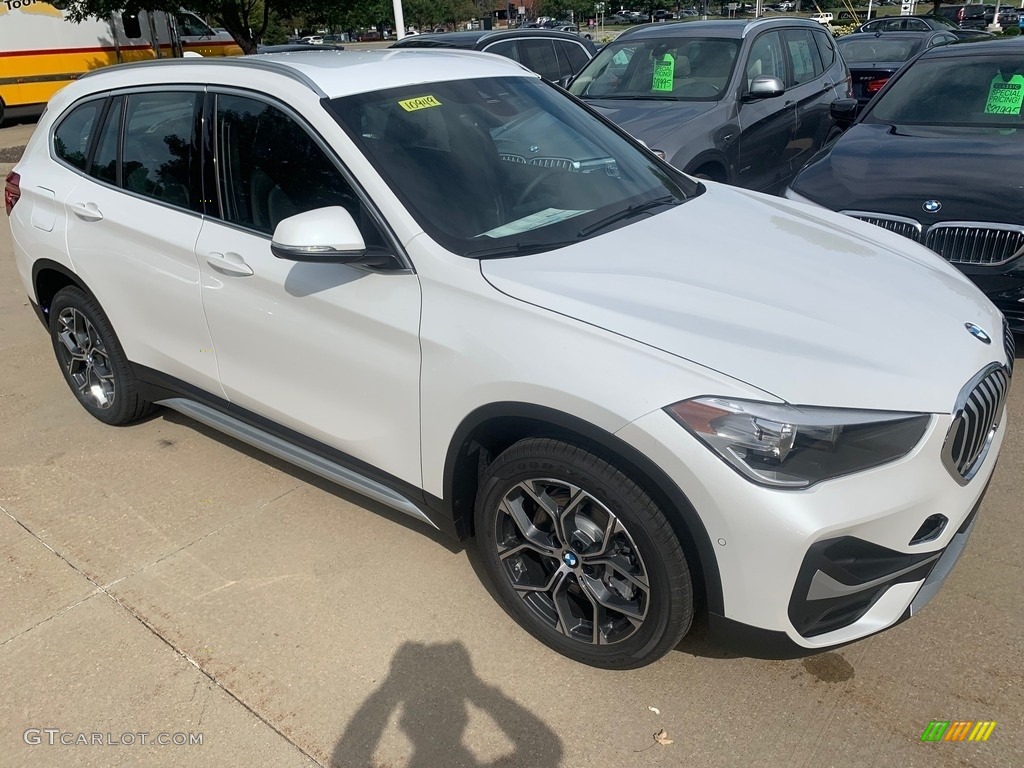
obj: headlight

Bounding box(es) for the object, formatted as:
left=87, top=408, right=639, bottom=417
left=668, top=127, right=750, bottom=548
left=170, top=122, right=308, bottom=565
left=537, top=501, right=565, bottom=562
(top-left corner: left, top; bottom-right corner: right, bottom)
left=665, top=397, right=931, bottom=489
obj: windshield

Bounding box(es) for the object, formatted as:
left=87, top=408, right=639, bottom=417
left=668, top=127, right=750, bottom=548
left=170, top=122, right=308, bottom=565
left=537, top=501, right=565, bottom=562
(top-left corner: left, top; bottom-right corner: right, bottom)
left=865, top=54, right=1024, bottom=128
left=569, top=38, right=740, bottom=101
left=837, top=37, right=923, bottom=64
left=327, top=77, right=696, bottom=257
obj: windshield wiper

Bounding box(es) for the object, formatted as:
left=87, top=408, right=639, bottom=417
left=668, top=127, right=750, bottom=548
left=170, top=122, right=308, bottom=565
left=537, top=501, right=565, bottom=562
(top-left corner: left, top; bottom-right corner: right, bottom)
left=463, top=238, right=584, bottom=259
left=581, top=94, right=680, bottom=101
left=577, top=195, right=680, bottom=238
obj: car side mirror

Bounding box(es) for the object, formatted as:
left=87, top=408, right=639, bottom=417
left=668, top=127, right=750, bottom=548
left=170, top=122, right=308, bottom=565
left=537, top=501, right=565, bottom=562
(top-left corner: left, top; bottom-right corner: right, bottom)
left=271, top=206, right=375, bottom=264
left=744, top=75, right=786, bottom=101
left=556, top=74, right=574, bottom=89
left=829, top=98, right=859, bottom=124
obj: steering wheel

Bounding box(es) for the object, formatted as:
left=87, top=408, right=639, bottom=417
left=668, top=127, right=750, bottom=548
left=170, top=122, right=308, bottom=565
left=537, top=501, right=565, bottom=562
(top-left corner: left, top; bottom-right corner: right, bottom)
left=515, top=168, right=561, bottom=208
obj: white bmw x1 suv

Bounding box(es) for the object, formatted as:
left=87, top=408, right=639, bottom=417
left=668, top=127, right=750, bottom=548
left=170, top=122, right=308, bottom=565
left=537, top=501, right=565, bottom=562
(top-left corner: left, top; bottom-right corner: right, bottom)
left=5, top=50, right=1013, bottom=668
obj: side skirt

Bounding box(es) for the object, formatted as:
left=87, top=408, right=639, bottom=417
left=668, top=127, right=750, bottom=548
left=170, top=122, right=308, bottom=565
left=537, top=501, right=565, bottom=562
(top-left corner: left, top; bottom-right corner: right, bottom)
left=158, top=397, right=439, bottom=531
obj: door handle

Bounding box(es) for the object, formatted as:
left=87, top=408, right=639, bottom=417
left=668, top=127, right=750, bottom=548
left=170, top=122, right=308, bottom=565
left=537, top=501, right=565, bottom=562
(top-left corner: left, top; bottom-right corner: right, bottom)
left=69, top=202, right=103, bottom=221
left=206, top=251, right=253, bottom=276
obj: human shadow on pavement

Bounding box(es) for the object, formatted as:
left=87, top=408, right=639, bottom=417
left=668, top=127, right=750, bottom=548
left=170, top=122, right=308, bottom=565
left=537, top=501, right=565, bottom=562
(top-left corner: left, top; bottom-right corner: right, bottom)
left=331, top=641, right=563, bottom=768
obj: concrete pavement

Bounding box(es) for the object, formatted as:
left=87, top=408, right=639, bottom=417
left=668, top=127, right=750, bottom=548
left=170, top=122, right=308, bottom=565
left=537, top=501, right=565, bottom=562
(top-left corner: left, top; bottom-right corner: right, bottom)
left=1, top=121, right=1022, bottom=768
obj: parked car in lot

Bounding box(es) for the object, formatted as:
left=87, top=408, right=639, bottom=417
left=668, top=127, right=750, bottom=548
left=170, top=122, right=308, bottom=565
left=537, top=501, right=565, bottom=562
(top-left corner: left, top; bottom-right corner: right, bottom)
left=935, top=4, right=991, bottom=29
left=256, top=43, right=343, bottom=53
left=787, top=38, right=1024, bottom=332
left=567, top=18, right=853, bottom=191
left=836, top=31, right=958, bottom=107
left=857, top=13, right=996, bottom=39
left=390, top=29, right=596, bottom=81
left=6, top=50, right=1012, bottom=669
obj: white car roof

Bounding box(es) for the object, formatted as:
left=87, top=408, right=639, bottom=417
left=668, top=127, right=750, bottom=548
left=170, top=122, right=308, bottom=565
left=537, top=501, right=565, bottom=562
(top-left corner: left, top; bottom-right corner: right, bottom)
left=64, top=49, right=537, bottom=104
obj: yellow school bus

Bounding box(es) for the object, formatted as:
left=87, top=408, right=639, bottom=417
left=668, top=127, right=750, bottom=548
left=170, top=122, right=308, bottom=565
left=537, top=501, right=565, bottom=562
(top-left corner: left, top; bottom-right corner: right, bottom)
left=0, top=3, right=243, bottom=124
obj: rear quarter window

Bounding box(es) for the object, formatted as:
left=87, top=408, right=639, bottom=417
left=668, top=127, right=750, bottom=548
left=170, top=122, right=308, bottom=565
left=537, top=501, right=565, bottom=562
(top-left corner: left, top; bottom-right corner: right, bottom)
left=53, top=100, right=103, bottom=172
left=813, top=30, right=836, bottom=70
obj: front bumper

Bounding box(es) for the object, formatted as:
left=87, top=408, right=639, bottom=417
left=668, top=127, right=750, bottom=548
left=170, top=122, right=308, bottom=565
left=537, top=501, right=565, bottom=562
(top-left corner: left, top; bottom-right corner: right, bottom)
left=617, top=404, right=1005, bottom=650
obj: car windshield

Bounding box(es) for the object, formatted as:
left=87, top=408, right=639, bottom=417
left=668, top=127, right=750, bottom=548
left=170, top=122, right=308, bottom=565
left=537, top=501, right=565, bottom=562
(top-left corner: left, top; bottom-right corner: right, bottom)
left=837, top=37, right=923, bottom=63
left=569, top=38, right=740, bottom=101
left=327, top=76, right=697, bottom=257
left=864, top=54, right=1024, bottom=128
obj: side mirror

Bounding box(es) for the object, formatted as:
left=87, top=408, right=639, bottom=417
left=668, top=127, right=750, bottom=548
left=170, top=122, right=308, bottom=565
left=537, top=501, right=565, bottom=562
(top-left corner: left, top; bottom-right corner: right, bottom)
left=271, top=206, right=371, bottom=264
left=556, top=74, right=574, bottom=89
left=744, top=75, right=786, bottom=101
left=829, top=98, right=859, bottom=124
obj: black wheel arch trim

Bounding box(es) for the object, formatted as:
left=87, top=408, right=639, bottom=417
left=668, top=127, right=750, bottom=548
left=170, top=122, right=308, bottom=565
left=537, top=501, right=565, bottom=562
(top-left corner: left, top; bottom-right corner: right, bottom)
left=30, top=259, right=95, bottom=326
left=681, top=149, right=732, bottom=183
left=443, top=401, right=724, bottom=615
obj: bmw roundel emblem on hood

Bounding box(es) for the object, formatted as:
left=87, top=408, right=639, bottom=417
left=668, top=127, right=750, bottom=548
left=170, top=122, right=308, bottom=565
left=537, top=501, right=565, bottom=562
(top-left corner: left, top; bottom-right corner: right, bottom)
left=922, top=200, right=942, bottom=214
left=965, top=323, right=991, bottom=344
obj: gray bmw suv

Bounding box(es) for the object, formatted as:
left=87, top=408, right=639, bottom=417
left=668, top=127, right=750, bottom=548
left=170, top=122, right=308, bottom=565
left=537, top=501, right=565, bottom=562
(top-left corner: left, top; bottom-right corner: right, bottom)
left=568, top=19, right=852, bottom=192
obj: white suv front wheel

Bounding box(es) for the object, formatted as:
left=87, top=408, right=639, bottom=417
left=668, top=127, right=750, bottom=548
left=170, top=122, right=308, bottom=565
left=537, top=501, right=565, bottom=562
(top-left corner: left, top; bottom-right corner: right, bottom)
left=475, top=438, right=694, bottom=669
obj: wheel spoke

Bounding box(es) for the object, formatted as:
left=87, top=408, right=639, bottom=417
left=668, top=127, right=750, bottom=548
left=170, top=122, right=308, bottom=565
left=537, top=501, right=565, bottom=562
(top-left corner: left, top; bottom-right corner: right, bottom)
left=500, top=492, right=558, bottom=554
left=586, top=554, right=649, bottom=591
left=591, top=515, right=625, bottom=558
left=510, top=562, right=567, bottom=595
left=579, top=570, right=646, bottom=623
left=84, top=317, right=102, bottom=351
left=550, top=571, right=582, bottom=637
left=498, top=540, right=559, bottom=565
left=554, top=487, right=587, bottom=550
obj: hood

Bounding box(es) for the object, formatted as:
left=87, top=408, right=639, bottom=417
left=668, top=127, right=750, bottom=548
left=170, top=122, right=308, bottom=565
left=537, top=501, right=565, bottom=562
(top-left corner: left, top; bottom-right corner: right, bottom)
left=480, top=185, right=1005, bottom=413
left=792, top=123, right=1024, bottom=222
left=584, top=99, right=718, bottom=147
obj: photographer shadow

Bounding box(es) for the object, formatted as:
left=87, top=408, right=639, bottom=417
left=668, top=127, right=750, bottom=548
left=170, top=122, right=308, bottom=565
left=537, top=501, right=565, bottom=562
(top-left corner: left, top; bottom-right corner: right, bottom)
left=331, top=641, right=562, bottom=768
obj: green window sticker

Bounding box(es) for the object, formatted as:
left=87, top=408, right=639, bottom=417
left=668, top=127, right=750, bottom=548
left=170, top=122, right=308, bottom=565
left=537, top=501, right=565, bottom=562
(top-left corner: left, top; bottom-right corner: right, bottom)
left=652, top=54, right=675, bottom=93
left=985, top=73, right=1024, bottom=115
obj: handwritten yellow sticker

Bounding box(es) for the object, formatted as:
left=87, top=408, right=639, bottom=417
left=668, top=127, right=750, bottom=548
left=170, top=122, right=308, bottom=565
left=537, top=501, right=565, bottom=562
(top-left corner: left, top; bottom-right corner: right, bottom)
left=398, top=95, right=442, bottom=112
left=652, top=54, right=675, bottom=93
left=985, top=74, right=1024, bottom=115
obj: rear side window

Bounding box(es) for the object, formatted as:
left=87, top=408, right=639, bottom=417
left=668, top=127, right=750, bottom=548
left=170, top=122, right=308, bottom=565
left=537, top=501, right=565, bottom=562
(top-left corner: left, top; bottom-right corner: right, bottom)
left=556, top=41, right=590, bottom=76
left=53, top=100, right=102, bottom=172
left=813, top=29, right=835, bottom=70
left=214, top=94, right=370, bottom=237
left=518, top=39, right=561, bottom=80
left=484, top=40, right=520, bottom=63
left=90, top=95, right=123, bottom=185
left=121, top=92, right=202, bottom=210
left=784, top=29, right=824, bottom=86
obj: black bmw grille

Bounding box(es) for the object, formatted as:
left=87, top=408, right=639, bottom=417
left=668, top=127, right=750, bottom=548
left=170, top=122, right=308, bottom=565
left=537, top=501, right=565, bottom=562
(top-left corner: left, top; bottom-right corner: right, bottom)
left=842, top=213, right=1024, bottom=267
left=845, top=213, right=921, bottom=241
left=943, top=366, right=1010, bottom=483
left=924, top=224, right=1024, bottom=266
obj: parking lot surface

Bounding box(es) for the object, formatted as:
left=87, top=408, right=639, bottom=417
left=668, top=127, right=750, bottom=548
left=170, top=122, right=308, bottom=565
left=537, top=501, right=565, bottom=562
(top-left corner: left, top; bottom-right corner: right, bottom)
left=1, top=123, right=1022, bottom=767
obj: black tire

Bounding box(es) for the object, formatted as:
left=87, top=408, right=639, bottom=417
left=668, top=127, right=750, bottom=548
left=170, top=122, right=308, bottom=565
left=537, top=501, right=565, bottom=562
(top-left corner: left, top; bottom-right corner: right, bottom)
left=474, top=438, right=693, bottom=669
left=48, top=286, right=154, bottom=425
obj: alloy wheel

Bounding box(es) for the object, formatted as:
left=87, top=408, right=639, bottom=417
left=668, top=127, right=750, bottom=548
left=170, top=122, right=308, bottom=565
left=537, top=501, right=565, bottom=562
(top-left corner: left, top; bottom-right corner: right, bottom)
left=493, top=478, right=650, bottom=645
left=55, top=306, right=116, bottom=409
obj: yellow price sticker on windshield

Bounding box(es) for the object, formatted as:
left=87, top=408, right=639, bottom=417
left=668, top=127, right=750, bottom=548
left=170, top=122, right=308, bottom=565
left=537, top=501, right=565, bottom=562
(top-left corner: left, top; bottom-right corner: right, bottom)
left=398, top=95, right=443, bottom=112
left=985, top=74, right=1024, bottom=115
left=652, top=54, right=675, bottom=93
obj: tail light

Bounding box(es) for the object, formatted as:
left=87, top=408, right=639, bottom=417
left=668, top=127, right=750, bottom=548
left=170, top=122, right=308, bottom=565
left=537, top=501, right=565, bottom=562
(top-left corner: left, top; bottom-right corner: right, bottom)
left=4, top=171, right=20, bottom=216
left=866, top=77, right=889, bottom=95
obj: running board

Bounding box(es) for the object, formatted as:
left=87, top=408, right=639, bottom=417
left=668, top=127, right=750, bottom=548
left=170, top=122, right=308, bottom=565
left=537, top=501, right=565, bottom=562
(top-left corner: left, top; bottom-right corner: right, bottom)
left=157, top=398, right=438, bottom=530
